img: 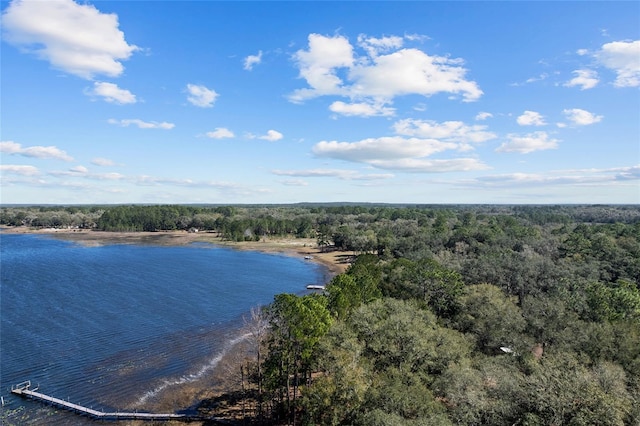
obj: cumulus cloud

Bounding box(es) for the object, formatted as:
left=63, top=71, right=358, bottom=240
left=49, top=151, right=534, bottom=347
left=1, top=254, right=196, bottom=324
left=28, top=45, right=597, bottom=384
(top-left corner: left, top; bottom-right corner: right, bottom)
left=313, top=137, right=456, bottom=162
left=108, top=118, right=174, bottom=129
left=186, top=84, right=218, bottom=107
left=564, top=69, right=599, bottom=90
left=311, top=136, right=488, bottom=173
left=87, top=82, right=136, bottom=104
left=594, top=40, right=640, bottom=87
left=290, top=34, right=354, bottom=101
left=206, top=128, right=235, bottom=139
left=259, top=130, right=284, bottom=142
left=329, top=101, right=395, bottom=117
left=475, top=112, right=493, bottom=121
left=357, top=34, right=404, bottom=57
left=393, top=119, right=496, bottom=144
left=562, top=108, right=603, bottom=126
left=1, top=0, right=138, bottom=79
left=310, top=116, right=495, bottom=173
left=517, top=111, right=546, bottom=126
left=496, top=131, right=559, bottom=154
left=349, top=48, right=482, bottom=101
left=243, top=51, right=262, bottom=70
left=289, top=33, right=482, bottom=116
left=0, top=140, right=73, bottom=161
left=0, top=164, right=40, bottom=176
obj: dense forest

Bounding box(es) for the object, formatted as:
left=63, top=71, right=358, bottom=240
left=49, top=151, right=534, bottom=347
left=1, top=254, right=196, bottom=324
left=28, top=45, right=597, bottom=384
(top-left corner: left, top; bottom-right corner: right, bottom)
left=1, top=204, right=639, bottom=425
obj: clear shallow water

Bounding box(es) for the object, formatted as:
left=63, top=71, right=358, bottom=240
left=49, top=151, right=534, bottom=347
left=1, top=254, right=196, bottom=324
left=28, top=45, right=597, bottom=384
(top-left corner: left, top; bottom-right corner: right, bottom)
left=0, top=233, right=327, bottom=424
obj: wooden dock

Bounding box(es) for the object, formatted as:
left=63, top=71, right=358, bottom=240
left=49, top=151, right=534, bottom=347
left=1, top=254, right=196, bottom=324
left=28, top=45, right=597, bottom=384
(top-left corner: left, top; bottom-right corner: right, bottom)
left=10, top=381, right=201, bottom=422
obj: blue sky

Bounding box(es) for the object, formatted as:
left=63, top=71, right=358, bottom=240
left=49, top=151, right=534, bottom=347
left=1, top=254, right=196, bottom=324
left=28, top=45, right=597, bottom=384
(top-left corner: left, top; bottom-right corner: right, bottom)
left=1, top=1, right=639, bottom=205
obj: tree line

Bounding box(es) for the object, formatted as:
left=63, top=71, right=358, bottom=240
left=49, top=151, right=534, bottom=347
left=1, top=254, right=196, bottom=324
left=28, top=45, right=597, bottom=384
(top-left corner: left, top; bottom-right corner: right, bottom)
left=234, top=205, right=638, bottom=425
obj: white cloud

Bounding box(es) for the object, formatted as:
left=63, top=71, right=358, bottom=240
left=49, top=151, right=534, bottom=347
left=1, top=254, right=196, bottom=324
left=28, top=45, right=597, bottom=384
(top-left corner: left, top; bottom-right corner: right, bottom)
left=475, top=112, right=493, bottom=121
left=311, top=116, right=495, bottom=173
left=366, top=158, right=489, bottom=173
left=1, top=0, right=138, bottom=79
left=243, top=50, right=263, bottom=70
left=90, top=172, right=124, bottom=181
left=50, top=167, right=126, bottom=179
left=206, top=128, right=235, bottom=139
left=404, top=33, right=430, bottom=43
left=280, top=179, right=309, bottom=186
left=471, top=165, right=640, bottom=188
left=273, top=169, right=353, bottom=178
left=349, top=48, right=482, bottom=101
left=108, top=118, right=174, bottom=129
left=525, top=73, right=549, bottom=84
left=70, top=165, right=88, bottom=173
left=259, top=130, right=283, bottom=142
left=186, top=84, right=218, bottom=108
left=615, top=165, right=640, bottom=180
left=562, top=108, right=603, bottom=126
left=595, top=40, right=640, bottom=87
left=393, top=119, right=496, bottom=144
left=329, top=101, right=395, bottom=117
left=289, top=33, right=482, bottom=113
left=88, top=81, right=136, bottom=104
left=357, top=34, right=404, bottom=57
left=272, top=168, right=394, bottom=180
left=313, top=137, right=457, bottom=162
left=517, top=110, right=546, bottom=126
left=0, top=164, right=40, bottom=176
left=290, top=33, right=354, bottom=102
left=496, top=131, right=559, bottom=154
left=0, top=140, right=73, bottom=161
left=91, top=157, right=115, bottom=166
left=564, top=69, right=599, bottom=90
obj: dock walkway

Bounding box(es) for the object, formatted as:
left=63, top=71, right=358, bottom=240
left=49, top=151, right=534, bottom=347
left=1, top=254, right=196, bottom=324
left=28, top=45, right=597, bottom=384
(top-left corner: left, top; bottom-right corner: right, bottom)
left=11, top=381, right=201, bottom=422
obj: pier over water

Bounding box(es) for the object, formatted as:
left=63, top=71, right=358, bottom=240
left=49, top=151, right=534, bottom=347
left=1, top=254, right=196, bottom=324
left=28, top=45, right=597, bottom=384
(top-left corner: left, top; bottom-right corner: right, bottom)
left=10, top=381, right=204, bottom=422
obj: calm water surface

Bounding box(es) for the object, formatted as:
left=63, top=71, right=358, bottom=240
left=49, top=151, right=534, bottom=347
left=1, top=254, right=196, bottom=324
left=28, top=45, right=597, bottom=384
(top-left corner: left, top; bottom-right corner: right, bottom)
left=0, top=233, right=327, bottom=424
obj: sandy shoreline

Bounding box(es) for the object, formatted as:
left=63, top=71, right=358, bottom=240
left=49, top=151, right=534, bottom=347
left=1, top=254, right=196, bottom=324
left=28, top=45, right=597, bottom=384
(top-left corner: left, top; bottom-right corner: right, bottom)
left=1, top=226, right=351, bottom=424
left=0, top=226, right=351, bottom=276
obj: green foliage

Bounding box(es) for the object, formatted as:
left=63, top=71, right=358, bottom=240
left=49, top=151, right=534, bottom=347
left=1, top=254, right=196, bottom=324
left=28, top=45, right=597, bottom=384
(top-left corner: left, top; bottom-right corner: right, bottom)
left=303, top=298, right=470, bottom=424
left=96, top=205, right=205, bottom=231
left=326, top=254, right=382, bottom=319
left=522, top=353, right=633, bottom=425
left=454, top=284, right=527, bottom=354
left=264, top=293, right=332, bottom=422
left=348, top=299, right=470, bottom=376
left=585, top=279, right=640, bottom=322
left=434, top=357, right=525, bottom=425
left=359, top=369, right=449, bottom=423
left=301, top=323, right=369, bottom=425
left=380, top=258, right=464, bottom=317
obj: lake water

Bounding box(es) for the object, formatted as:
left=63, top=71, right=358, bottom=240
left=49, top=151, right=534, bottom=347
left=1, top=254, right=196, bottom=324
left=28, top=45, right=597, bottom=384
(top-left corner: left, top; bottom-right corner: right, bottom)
left=0, top=233, right=327, bottom=425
